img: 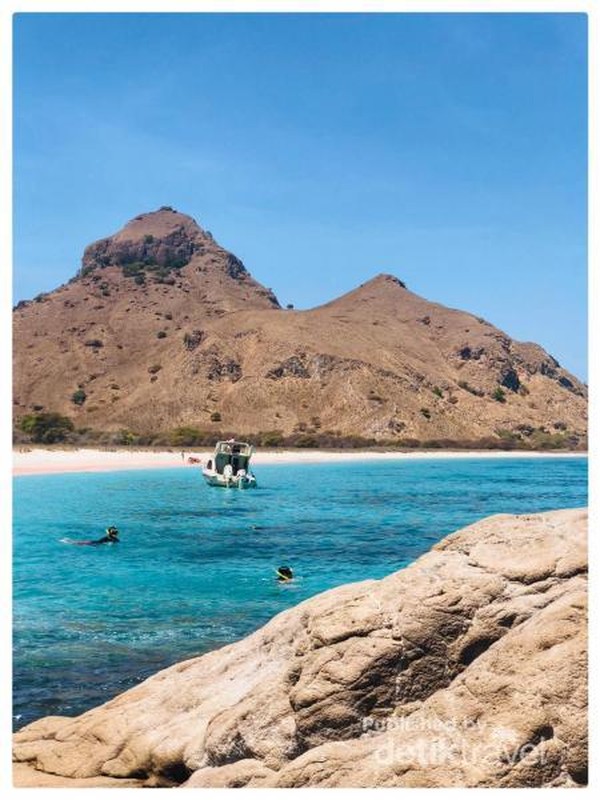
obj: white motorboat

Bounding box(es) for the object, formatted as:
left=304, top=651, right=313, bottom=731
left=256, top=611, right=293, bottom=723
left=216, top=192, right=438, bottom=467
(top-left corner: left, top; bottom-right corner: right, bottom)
left=202, top=440, right=257, bottom=489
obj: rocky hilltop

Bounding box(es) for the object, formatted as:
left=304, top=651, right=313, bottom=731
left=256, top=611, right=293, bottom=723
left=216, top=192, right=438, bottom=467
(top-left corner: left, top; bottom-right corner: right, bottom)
left=13, top=208, right=587, bottom=446
left=13, top=508, right=587, bottom=788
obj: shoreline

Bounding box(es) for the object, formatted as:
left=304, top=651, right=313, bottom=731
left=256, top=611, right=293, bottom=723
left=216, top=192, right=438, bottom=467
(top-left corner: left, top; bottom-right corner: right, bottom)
left=12, top=446, right=587, bottom=477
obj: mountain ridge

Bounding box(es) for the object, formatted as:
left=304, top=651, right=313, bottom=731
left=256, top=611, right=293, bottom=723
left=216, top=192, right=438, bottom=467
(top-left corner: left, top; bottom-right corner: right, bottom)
left=13, top=208, right=587, bottom=447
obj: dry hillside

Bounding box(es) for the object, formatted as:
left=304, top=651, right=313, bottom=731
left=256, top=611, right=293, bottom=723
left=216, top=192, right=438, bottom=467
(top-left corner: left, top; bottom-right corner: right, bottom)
left=13, top=208, right=587, bottom=446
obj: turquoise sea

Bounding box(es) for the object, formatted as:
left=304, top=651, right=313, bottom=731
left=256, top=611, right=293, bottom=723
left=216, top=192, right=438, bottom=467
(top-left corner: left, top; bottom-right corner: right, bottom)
left=13, top=456, right=587, bottom=729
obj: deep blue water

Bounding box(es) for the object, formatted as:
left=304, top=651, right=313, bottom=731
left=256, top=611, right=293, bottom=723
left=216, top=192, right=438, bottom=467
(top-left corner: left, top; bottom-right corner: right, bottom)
left=13, top=457, right=587, bottom=729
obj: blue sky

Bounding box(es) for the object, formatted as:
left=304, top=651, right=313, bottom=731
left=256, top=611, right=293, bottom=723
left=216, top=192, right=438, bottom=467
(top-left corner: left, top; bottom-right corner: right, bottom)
left=13, top=12, right=587, bottom=379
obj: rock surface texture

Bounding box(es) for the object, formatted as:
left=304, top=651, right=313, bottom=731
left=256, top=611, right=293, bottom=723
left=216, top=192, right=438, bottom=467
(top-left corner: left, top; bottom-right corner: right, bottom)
left=13, top=508, right=587, bottom=788
left=13, top=208, right=587, bottom=444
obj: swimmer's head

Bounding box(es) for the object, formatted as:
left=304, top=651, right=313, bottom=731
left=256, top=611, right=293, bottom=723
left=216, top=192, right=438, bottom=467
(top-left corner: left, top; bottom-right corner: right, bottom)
left=276, top=566, right=293, bottom=582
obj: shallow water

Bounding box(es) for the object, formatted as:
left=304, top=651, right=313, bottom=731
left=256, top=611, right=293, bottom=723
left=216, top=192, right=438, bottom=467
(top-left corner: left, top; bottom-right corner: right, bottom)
left=13, top=457, right=587, bottom=729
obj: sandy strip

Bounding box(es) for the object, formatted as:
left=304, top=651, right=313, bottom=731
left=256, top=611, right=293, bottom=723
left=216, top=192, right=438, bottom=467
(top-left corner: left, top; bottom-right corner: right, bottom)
left=12, top=447, right=586, bottom=476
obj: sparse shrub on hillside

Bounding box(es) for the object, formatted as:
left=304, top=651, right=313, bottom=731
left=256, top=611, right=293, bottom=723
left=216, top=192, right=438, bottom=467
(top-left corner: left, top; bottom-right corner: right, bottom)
left=432, top=386, right=443, bottom=398
left=157, top=275, right=176, bottom=285
left=134, top=274, right=145, bottom=286
left=493, top=387, right=507, bottom=403
left=144, top=234, right=154, bottom=244
left=183, top=330, right=205, bottom=351
left=291, top=434, right=320, bottom=448
left=169, top=426, right=204, bottom=447
left=286, top=304, right=294, bottom=310
left=164, top=255, right=188, bottom=269
left=495, top=428, right=518, bottom=441
left=84, top=339, right=104, bottom=348
left=21, top=420, right=583, bottom=452
left=164, top=312, right=173, bottom=320
left=458, top=380, right=484, bottom=397
left=420, top=407, right=431, bottom=419
left=122, top=263, right=145, bottom=278
left=156, top=331, right=167, bottom=339
left=148, top=364, right=162, bottom=374
left=71, top=389, right=87, bottom=406
left=210, top=412, right=222, bottom=423
left=529, top=430, right=573, bottom=450
left=114, top=429, right=137, bottom=445
left=19, top=412, right=74, bottom=443
left=259, top=431, right=285, bottom=447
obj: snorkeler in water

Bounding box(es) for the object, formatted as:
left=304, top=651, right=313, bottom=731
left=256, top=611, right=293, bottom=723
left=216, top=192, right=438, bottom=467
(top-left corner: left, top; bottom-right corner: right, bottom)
left=93, top=526, right=120, bottom=545
left=63, top=526, right=120, bottom=546
left=276, top=566, right=293, bottom=582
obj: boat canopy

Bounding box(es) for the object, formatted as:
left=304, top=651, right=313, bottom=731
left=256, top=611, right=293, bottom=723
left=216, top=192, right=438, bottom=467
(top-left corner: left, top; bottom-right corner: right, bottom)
left=213, top=441, right=254, bottom=475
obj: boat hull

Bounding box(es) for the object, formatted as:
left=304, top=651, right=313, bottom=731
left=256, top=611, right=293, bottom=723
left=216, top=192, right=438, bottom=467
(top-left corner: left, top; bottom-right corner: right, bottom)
left=202, top=471, right=257, bottom=489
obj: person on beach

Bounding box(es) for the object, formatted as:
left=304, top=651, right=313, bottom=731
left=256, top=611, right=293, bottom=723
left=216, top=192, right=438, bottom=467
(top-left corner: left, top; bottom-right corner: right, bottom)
left=276, top=566, right=293, bottom=582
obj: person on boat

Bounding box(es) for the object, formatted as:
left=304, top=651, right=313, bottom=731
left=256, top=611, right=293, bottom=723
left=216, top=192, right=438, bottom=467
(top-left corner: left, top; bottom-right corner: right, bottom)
left=276, top=566, right=293, bottom=582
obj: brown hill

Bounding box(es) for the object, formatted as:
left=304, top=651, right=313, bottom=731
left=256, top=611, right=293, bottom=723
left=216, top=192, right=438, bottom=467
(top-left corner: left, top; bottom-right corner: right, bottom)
left=13, top=208, right=587, bottom=447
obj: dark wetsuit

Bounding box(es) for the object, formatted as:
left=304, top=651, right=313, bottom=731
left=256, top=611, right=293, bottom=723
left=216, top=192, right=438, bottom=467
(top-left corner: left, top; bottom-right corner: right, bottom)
left=92, top=535, right=119, bottom=545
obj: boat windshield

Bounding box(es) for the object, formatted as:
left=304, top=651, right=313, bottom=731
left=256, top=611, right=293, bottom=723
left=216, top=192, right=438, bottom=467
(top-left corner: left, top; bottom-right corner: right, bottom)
left=213, top=441, right=253, bottom=475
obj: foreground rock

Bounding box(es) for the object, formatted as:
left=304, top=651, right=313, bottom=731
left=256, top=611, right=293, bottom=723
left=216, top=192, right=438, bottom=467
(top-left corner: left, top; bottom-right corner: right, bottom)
left=13, top=508, right=587, bottom=788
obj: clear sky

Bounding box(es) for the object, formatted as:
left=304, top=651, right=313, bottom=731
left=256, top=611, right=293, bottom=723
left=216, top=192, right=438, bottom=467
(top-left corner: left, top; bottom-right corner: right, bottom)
left=13, top=12, right=587, bottom=379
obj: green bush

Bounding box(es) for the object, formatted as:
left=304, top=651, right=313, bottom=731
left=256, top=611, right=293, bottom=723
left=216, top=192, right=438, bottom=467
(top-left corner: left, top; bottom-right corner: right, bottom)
left=71, top=388, right=87, bottom=406
left=259, top=431, right=285, bottom=447
left=19, top=412, right=74, bottom=443
left=432, top=386, right=443, bottom=398
left=493, top=387, right=507, bottom=403
left=169, top=426, right=205, bottom=446
left=114, top=429, right=137, bottom=445
left=291, top=434, right=320, bottom=448
left=122, top=263, right=145, bottom=277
